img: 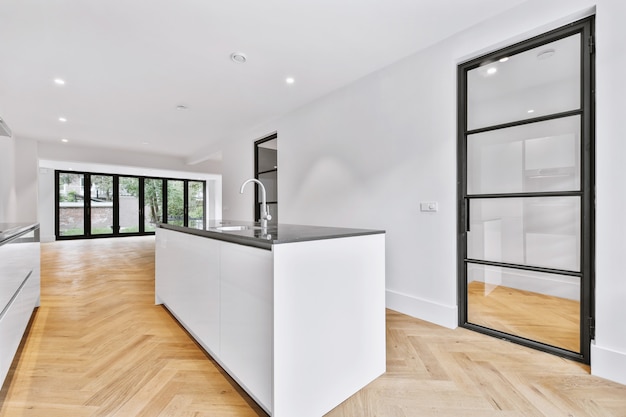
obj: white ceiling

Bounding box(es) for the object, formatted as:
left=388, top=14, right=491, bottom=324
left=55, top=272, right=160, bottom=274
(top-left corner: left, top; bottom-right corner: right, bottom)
left=0, top=0, right=527, bottom=163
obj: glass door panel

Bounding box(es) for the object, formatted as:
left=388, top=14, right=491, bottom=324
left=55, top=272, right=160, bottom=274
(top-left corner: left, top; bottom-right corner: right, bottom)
left=467, top=263, right=580, bottom=352
left=166, top=180, right=184, bottom=226
left=188, top=181, right=205, bottom=229
left=459, top=19, right=593, bottom=363
left=467, top=116, right=581, bottom=194
left=467, top=197, right=580, bottom=271
left=90, top=175, right=114, bottom=235
left=119, top=177, right=140, bottom=233
left=257, top=144, right=277, bottom=172
left=58, top=173, right=85, bottom=236
left=144, top=179, right=163, bottom=232
left=257, top=171, right=277, bottom=203
left=467, top=34, right=581, bottom=130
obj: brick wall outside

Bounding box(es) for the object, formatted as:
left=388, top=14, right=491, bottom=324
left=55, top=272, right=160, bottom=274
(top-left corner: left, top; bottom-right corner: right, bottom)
left=59, top=206, right=114, bottom=232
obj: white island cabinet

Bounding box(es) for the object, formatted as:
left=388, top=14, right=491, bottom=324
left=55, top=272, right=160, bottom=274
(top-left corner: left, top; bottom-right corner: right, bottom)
left=155, top=222, right=385, bottom=417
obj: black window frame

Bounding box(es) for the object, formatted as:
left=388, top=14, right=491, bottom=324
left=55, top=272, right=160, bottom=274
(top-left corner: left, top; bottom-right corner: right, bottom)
left=55, top=170, right=206, bottom=240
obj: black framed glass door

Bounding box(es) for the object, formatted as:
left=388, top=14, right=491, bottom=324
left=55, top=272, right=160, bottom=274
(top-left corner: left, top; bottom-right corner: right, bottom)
left=57, top=172, right=87, bottom=237
left=254, top=133, right=278, bottom=225
left=56, top=171, right=206, bottom=239
left=457, top=17, right=594, bottom=363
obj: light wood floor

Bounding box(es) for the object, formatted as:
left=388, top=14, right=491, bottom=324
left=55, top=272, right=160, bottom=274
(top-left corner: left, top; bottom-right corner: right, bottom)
left=1, top=236, right=625, bottom=417
left=468, top=281, right=580, bottom=352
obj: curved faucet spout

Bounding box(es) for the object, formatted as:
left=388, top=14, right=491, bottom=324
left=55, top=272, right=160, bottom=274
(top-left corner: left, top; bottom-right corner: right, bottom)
left=240, top=178, right=272, bottom=229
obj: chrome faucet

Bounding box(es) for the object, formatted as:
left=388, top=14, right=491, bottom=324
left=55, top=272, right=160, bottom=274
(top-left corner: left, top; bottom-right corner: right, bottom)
left=240, top=178, right=272, bottom=230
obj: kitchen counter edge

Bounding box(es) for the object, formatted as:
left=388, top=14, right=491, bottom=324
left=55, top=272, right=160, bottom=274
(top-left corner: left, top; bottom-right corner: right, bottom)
left=157, top=222, right=385, bottom=250
left=0, top=223, right=40, bottom=246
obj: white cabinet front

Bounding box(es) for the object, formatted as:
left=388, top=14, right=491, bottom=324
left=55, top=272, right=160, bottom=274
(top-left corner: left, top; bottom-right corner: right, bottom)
left=156, top=229, right=220, bottom=354
left=220, top=242, right=273, bottom=411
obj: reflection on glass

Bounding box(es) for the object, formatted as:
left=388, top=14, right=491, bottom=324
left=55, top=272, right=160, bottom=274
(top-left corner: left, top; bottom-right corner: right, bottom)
left=258, top=139, right=277, bottom=172
left=467, top=116, right=580, bottom=194
left=468, top=197, right=580, bottom=272
left=90, top=175, right=114, bottom=235
left=467, top=263, right=580, bottom=352
left=267, top=203, right=277, bottom=225
left=258, top=172, right=277, bottom=202
left=188, top=181, right=204, bottom=230
left=119, top=177, right=139, bottom=233
left=467, top=34, right=580, bottom=130
left=167, top=180, right=184, bottom=226
left=58, top=173, right=85, bottom=236
left=144, top=179, right=163, bottom=232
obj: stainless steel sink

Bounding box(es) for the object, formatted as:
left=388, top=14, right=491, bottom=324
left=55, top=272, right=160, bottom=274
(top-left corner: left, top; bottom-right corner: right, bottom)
left=214, top=225, right=262, bottom=231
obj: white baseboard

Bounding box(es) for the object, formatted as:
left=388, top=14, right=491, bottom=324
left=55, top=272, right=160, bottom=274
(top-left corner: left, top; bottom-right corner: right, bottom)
left=591, top=341, right=626, bottom=386
left=386, top=289, right=457, bottom=329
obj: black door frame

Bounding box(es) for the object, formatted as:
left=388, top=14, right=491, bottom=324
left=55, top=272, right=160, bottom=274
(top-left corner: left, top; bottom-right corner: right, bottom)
left=457, top=16, right=595, bottom=364
left=55, top=170, right=207, bottom=240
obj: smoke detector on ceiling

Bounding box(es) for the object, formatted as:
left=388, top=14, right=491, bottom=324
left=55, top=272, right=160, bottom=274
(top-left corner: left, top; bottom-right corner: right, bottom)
left=0, top=117, right=12, bottom=138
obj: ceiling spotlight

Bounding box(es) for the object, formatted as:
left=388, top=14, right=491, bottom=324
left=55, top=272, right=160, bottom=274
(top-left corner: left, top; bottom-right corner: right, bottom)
left=54, top=78, right=66, bottom=85
left=286, top=77, right=295, bottom=84
left=486, top=67, right=497, bottom=75
left=58, top=117, right=67, bottom=122
left=527, top=109, right=535, bottom=113
left=499, top=57, right=509, bottom=63
left=230, top=52, right=247, bottom=63
left=61, top=138, right=69, bottom=143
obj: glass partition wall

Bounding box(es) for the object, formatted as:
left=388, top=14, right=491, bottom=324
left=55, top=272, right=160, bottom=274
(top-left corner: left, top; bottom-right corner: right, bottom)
left=457, top=17, right=594, bottom=363
left=56, top=171, right=206, bottom=239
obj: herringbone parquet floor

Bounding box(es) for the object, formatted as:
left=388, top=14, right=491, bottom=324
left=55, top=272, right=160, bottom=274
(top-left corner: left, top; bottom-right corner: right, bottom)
left=1, top=236, right=625, bottom=416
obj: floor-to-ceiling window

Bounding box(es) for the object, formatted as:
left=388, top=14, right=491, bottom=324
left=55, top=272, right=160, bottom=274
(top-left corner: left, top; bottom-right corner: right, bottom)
left=57, top=172, right=86, bottom=237
left=457, top=17, right=594, bottom=363
left=55, top=171, right=206, bottom=239
left=119, top=176, right=140, bottom=233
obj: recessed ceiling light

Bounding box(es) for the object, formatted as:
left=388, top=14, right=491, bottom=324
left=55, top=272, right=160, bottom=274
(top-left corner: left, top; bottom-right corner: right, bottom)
left=54, top=78, right=65, bottom=85
left=176, top=105, right=188, bottom=111
left=286, top=77, right=295, bottom=84
left=527, top=109, right=535, bottom=113
left=486, top=67, right=497, bottom=75
left=499, top=57, right=509, bottom=63
left=58, top=117, right=67, bottom=122
left=61, top=138, right=69, bottom=143
left=230, top=52, right=247, bottom=63
left=141, top=141, right=150, bottom=145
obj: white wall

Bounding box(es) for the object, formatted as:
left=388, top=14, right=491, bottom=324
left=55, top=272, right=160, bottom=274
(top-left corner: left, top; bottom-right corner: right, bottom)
left=14, top=136, right=39, bottom=222
left=0, top=136, right=16, bottom=222
left=0, top=134, right=38, bottom=223
left=220, top=0, right=626, bottom=385
left=38, top=141, right=222, bottom=174
left=591, top=0, right=626, bottom=386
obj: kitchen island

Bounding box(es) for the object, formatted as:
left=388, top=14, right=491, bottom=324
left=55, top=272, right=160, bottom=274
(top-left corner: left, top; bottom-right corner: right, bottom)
left=0, top=223, right=40, bottom=388
left=155, top=221, right=385, bottom=417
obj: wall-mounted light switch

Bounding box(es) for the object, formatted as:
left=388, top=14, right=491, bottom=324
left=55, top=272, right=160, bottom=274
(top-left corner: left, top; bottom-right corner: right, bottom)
left=420, top=202, right=438, bottom=212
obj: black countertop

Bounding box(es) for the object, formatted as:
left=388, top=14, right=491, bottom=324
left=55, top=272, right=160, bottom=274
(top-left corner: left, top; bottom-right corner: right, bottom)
left=0, top=222, right=40, bottom=246
left=158, top=220, right=384, bottom=250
